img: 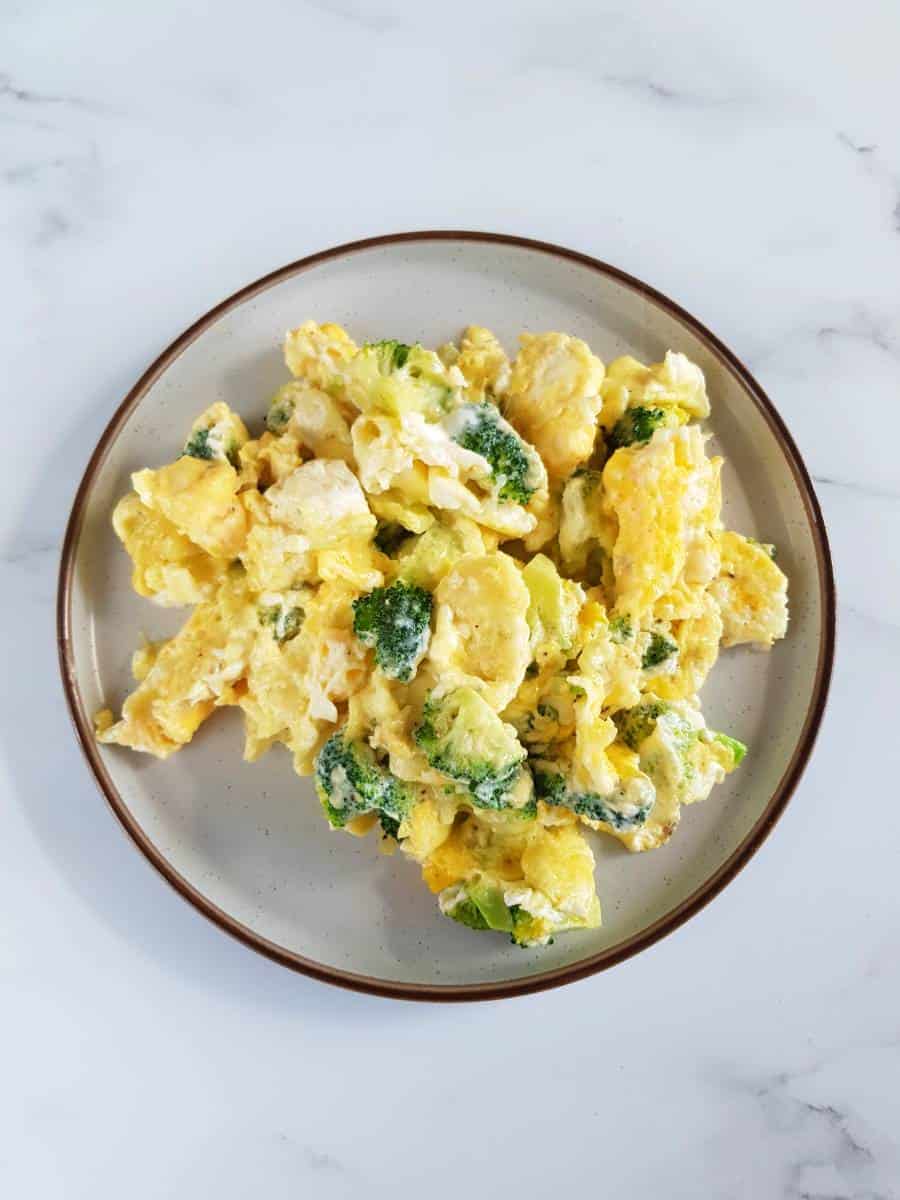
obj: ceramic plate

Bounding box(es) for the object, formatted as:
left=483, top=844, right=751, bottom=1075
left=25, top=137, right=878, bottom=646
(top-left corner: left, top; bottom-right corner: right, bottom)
left=58, top=233, right=835, bottom=1000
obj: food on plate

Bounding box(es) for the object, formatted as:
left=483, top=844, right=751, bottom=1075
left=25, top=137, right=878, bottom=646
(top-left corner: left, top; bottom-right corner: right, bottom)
left=95, top=323, right=789, bottom=946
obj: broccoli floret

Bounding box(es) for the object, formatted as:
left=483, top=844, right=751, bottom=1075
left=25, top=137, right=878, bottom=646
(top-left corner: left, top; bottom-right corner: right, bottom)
left=443, top=881, right=514, bottom=934
left=572, top=792, right=652, bottom=831
left=607, top=406, right=667, bottom=452
left=266, top=384, right=296, bottom=434
left=258, top=598, right=304, bottom=643
left=532, top=770, right=568, bottom=806
left=447, top=896, right=490, bottom=930
left=712, top=732, right=748, bottom=766
left=446, top=402, right=539, bottom=504
left=352, top=580, right=433, bottom=682
left=514, top=796, right=538, bottom=820
left=613, top=700, right=669, bottom=750
left=373, top=522, right=410, bottom=557
left=183, top=427, right=214, bottom=461
left=394, top=521, right=483, bottom=590
left=609, top=614, right=633, bottom=644
left=534, top=771, right=653, bottom=832
left=522, top=554, right=582, bottom=655
left=184, top=414, right=243, bottom=468
left=619, top=704, right=704, bottom=800
left=443, top=879, right=588, bottom=946
left=466, top=883, right=515, bottom=931
left=182, top=404, right=247, bottom=467
left=378, top=811, right=402, bottom=841
left=182, top=426, right=240, bottom=469
left=508, top=906, right=554, bottom=947
left=414, top=688, right=528, bottom=810
left=369, top=339, right=411, bottom=370
left=642, top=632, right=678, bottom=670
left=314, top=732, right=412, bottom=830
left=442, top=870, right=598, bottom=946
left=344, top=341, right=456, bottom=416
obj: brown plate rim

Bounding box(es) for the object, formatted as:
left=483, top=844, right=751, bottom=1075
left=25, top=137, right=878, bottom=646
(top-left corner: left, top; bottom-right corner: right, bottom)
left=57, top=230, right=836, bottom=1002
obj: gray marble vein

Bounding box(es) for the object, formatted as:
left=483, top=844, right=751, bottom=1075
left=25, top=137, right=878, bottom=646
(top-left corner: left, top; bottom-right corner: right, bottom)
left=301, top=0, right=397, bottom=33
left=749, top=308, right=900, bottom=377
left=813, top=475, right=900, bottom=503
left=815, top=315, right=900, bottom=363
left=596, top=71, right=748, bottom=109
left=835, top=128, right=900, bottom=236
left=0, top=71, right=105, bottom=112
left=712, top=1060, right=899, bottom=1199
left=837, top=132, right=877, bottom=156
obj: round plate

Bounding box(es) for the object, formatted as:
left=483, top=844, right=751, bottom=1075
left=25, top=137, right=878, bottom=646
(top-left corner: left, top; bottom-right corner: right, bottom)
left=58, top=232, right=835, bottom=1001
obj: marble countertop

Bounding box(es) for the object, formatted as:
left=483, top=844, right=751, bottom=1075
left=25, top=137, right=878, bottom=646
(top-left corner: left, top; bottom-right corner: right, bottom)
left=3, top=1, right=899, bottom=1195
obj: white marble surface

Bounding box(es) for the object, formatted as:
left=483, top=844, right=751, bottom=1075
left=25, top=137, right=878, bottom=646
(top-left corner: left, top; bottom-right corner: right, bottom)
left=2, top=0, right=899, bottom=1195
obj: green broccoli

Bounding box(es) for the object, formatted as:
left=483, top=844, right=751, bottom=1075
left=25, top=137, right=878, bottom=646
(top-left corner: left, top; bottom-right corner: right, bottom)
left=183, top=427, right=214, bottom=461
left=609, top=614, right=633, bottom=644
left=343, top=340, right=456, bottom=417
left=617, top=703, right=706, bottom=801
left=446, top=896, right=490, bottom=930
left=507, top=905, right=556, bottom=948
left=514, top=796, right=539, bottom=820
left=369, top=339, right=411, bottom=370
left=378, top=811, right=402, bottom=841
left=443, top=881, right=515, bottom=934
left=181, top=404, right=247, bottom=468
left=611, top=705, right=737, bottom=809
left=394, top=521, right=483, bottom=590
left=258, top=597, right=304, bottom=644
left=613, top=700, right=669, bottom=750
left=442, top=881, right=581, bottom=946
left=414, top=688, right=529, bottom=810
left=314, top=732, right=412, bottom=831
left=712, top=732, right=748, bottom=766
left=352, top=580, right=433, bottom=682
left=265, top=383, right=296, bottom=434
left=642, top=632, right=678, bottom=670
left=446, top=402, right=541, bottom=505
left=182, top=426, right=241, bottom=469
left=466, top=883, right=514, bottom=931
left=532, top=770, right=567, bottom=806
left=534, top=771, right=653, bottom=832
left=522, top=554, right=581, bottom=654
left=607, top=406, right=668, bottom=452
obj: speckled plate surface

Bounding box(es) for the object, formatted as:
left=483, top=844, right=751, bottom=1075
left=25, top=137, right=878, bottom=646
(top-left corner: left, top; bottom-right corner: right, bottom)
left=58, top=233, right=834, bottom=1000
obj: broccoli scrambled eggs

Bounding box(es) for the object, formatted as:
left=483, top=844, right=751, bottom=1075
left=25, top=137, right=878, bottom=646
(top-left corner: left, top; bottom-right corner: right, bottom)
left=96, top=323, right=789, bottom=947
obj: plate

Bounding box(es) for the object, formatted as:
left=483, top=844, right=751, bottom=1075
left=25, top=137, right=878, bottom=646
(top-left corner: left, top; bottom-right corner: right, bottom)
left=58, top=232, right=835, bottom=1000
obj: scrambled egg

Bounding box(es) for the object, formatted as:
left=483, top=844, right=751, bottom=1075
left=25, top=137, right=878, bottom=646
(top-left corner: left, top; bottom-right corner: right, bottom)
left=506, top=332, right=606, bottom=479
left=97, top=322, right=790, bottom=948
